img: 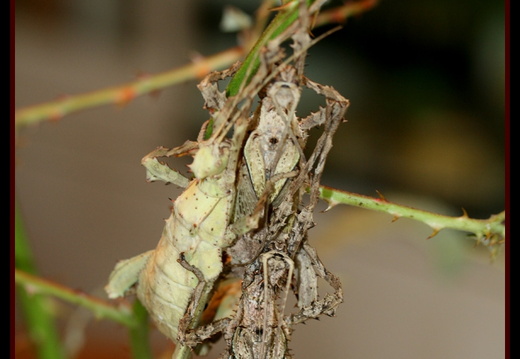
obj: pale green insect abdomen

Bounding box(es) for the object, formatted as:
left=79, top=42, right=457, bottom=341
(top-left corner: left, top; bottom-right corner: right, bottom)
left=137, top=229, right=196, bottom=339
left=136, top=172, right=236, bottom=341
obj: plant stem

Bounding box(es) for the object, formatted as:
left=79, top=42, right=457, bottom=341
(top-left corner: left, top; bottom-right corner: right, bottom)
left=15, top=47, right=244, bottom=128
left=314, top=0, right=379, bottom=27
left=225, top=0, right=314, bottom=97
left=128, top=300, right=153, bottom=359
left=15, top=204, right=65, bottom=359
left=15, top=1, right=378, bottom=128
left=319, top=185, right=505, bottom=251
left=225, top=0, right=380, bottom=96
left=15, top=269, right=137, bottom=328
left=15, top=184, right=505, bottom=329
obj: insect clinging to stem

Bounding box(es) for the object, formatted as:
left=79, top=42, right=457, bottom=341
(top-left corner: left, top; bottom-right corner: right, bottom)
left=105, top=1, right=348, bottom=358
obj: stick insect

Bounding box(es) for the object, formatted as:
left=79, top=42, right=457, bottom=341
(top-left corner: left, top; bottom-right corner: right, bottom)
left=105, top=2, right=346, bottom=357
left=104, top=15, right=309, bottom=359
left=226, top=71, right=347, bottom=359
left=180, top=8, right=349, bottom=358
left=104, top=58, right=269, bottom=356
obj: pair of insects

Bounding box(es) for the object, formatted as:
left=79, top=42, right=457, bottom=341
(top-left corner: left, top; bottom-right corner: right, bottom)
left=105, top=5, right=349, bottom=358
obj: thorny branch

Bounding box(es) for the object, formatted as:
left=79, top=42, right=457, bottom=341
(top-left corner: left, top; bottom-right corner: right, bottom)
left=319, top=186, right=505, bottom=256
left=14, top=0, right=503, bottom=251
left=15, top=0, right=505, bottom=358
left=15, top=269, right=137, bottom=328
left=14, top=0, right=378, bottom=128
left=105, top=2, right=349, bottom=358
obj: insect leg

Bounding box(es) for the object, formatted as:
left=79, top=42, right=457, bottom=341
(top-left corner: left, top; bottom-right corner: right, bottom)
left=197, top=61, right=242, bottom=119
left=104, top=250, right=154, bottom=299
left=287, top=243, right=343, bottom=326
left=182, top=317, right=233, bottom=348
left=141, top=145, right=196, bottom=187
left=261, top=250, right=294, bottom=359
left=175, top=253, right=217, bottom=344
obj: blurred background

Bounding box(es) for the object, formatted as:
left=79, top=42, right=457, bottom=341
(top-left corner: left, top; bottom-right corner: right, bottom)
left=15, top=0, right=505, bottom=358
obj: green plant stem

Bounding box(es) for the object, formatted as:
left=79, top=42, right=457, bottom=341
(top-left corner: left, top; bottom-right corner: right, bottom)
left=15, top=204, right=65, bottom=359
left=128, top=300, right=153, bottom=359
left=15, top=47, right=244, bottom=128
left=15, top=184, right=505, bottom=327
left=225, top=0, right=315, bottom=96
left=173, top=344, right=193, bottom=359
left=173, top=282, right=217, bottom=359
left=225, top=0, right=380, bottom=96
left=319, top=185, right=505, bottom=249
left=15, top=269, right=137, bottom=328
left=15, top=1, right=378, bottom=129
left=16, top=267, right=150, bottom=358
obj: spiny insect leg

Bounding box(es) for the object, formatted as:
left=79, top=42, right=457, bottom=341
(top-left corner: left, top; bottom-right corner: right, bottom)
left=141, top=144, right=199, bottom=187
left=287, top=243, right=343, bottom=326
left=176, top=253, right=215, bottom=345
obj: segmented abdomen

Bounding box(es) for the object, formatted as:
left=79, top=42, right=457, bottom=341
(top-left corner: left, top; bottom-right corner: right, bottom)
left=137, top=174, right=234, bottom=341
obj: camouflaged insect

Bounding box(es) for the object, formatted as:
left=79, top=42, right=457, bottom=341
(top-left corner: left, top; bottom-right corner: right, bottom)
left=105, top=2, right=347, bottom=358
left=226, top=71, right=347, bottom=359
left=104, top=59, right=266, bottom=351
left=104, top=21, right=306, bottom=351
left=180, top=8, right=349, bottom=358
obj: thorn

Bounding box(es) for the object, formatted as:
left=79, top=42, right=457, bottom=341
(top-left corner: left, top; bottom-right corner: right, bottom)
left=375, top=190, right=387, bottom=202
left=270, top=1, right=295, bottom=12
left=116, top=87, right=136, bottom=107
left=460, top=207, right=469, bottom=218
left=136, top=71, right=162, bottom=99
left=48, top=95, right=70, bottom=122
left=190, top=51, right=211, bottom=80
left=49, top=110, right=64, bottom=123
left=390, top=215, right=400, bottom=223
left=426, top=228, right=440, bottom=239
left=323, top=199, right=339, bottom=212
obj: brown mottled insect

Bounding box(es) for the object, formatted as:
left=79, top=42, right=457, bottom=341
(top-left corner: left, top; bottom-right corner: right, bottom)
left=228, top=251, right=295, bottom=359
left=223, top=71, right=348, bottom=358
left=104, top=18, right=307, bottom=359
left=181, top=10, right=349, bottom=358
left=106, top=2, right=346, bottom=358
